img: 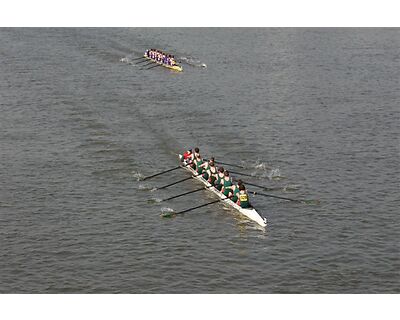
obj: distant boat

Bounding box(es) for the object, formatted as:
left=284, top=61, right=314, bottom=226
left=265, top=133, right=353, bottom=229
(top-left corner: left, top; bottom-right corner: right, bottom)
left=144, top=50, right=183, bottom=72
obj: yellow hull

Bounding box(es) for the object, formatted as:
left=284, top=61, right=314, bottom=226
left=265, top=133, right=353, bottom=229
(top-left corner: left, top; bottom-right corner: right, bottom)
left=144, top=55, right=183, bottom=72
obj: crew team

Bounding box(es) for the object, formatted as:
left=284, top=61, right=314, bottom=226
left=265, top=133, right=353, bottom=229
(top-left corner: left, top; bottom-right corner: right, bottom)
left=181, top=148, right=251, bottom=209
left=145, top=49, right=177, bottom=66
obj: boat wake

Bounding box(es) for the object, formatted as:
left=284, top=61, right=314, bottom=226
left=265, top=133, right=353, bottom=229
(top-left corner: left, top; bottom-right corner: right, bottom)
left=179, top=56, right=207, bottom=68
left=120, top=54, right=143, bottom=67
left=120, top=55, right=133, bottom=64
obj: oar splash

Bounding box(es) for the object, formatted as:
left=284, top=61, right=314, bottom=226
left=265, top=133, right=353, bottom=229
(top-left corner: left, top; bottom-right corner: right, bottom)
left=143, top=148, right=317, bottom=226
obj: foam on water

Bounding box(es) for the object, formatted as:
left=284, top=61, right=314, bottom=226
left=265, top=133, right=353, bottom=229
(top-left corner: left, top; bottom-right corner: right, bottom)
left=179, top=56, right=207, bottom=68
left=132, top=171, right=145, bottom=181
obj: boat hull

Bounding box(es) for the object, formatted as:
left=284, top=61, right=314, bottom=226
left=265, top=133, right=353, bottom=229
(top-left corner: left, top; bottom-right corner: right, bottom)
left=144, top=55, right=183, bottom=72
left=179, top=155, right=267, bottom=227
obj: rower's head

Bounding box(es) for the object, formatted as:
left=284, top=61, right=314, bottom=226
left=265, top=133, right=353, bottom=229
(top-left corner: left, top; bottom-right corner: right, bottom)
left=239, top=184, right=246, bottom=191
left=218, top=167, right=224, bottom=174
left=194, top=147, right=199, bottom=153
left=237, top=179, right=243, bottom=186
left=209, top=157, right=215, bottom=166
left=224, top=170, right=230, bottom=177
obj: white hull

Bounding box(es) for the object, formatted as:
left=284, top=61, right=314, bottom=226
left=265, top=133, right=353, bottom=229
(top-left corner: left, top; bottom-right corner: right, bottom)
left=180, top=156, right=267, bottom=227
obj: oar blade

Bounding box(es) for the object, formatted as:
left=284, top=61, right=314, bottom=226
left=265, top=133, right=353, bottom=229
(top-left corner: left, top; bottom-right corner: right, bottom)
left=161, top=211, right=176, bottom=218
left=142, top=165, right=182, bottom=181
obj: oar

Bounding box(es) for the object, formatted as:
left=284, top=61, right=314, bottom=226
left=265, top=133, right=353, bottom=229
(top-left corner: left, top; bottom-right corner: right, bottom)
left=161, top=187, right=205, bottom=202
left=156, top=176, right=193, bottom=190
left=161, top=184, right=213, bottom=202
left=202, top=158, right=245, bottom=169
left=140, top=62, right=156, bottom=68
left=162, top=196, right=231, bottom=218
left=228, top=170, right=255, bottom=178
left=135, top=59, right=151, bottom=65
left=140, top=63, right=155, bottom=68
left=132, top=56, right=147, bottom=61
left=141, top=166, right=182, bottom=181
left=237, top=180, right=272, bottom=190
left=209, top=159, right=271, bottom=170
left=214, top=160, right=245, bottom=169
left=250, top=190, right=318, bottom=204
left=146, top=64, right=163, bottom=70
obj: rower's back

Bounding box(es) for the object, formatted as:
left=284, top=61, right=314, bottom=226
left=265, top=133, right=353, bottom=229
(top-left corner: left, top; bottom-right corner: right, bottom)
left=238, top=184, right=250, bottom=208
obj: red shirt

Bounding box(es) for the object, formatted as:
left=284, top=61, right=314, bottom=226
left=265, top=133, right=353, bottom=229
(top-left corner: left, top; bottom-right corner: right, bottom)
left=183, top=151, right=192, bottom=160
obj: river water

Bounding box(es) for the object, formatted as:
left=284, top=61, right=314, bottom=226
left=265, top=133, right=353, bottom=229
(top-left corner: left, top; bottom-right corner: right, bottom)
left=0, top=28, right=399, bottom=293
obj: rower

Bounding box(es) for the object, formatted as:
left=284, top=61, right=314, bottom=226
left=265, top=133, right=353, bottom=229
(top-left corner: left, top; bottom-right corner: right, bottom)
left=193, top=147, right=200, bottom=158
left=190, top=147, right=200, bottom=168
left=200, top=157, right=216, bottom=181
left=193, top=153, right=204, bottom=175
left=208, top=161, right=219, bottom=185
left=221, top=170, right=233, bottom=198
left=183, top=149, right=193, bottom=162
left=230, top=179, right=243, bottom=203
left=237, top=184, right=251, bottom=208
left=214, top=166, right=225, bottom=191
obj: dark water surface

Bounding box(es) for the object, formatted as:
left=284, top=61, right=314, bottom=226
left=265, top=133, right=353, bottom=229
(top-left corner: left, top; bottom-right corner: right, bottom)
left=0, top=28, right=399, bottom=293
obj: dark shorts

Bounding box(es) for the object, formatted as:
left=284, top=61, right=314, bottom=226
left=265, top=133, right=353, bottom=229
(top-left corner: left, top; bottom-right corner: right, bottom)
left=209, top=176, right=216, bottom=184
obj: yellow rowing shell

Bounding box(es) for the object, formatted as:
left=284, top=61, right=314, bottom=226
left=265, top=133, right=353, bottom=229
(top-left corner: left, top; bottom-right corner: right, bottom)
left=143, top=55, right=183, bottom=72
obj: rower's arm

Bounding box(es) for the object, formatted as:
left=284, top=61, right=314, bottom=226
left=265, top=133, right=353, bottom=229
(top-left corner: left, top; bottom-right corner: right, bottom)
left=199, top=161, right=207, bottom=168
